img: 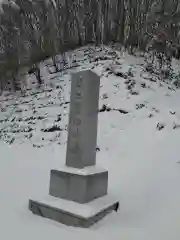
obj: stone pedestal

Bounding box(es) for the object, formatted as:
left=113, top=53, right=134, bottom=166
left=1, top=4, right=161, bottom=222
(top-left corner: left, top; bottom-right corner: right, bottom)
left=29, top=195, right=118, bottom=228
left=49, top=166, right=108, bottom=203
left=29, top=70, right=119, bottom=227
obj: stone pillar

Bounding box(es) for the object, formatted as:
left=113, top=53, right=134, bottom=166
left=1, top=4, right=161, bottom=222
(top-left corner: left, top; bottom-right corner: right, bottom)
left=66, top=70, right=100, bottom=169
left=29, top=70, right=119, bottom=228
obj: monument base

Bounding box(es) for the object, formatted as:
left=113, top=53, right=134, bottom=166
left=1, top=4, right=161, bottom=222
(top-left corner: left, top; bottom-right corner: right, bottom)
left=29, top=195, right=119, bottom=228
left=49, top=166, right=108, bottom=203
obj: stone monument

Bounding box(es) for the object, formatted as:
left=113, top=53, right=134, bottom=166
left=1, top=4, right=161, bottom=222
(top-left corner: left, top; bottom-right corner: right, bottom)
left=29, top=69, right=119, bottom=228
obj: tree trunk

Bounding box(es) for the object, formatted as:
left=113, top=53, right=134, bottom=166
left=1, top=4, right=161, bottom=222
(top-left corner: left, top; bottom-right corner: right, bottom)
left=33, top=64, right=42, bottom=86
left=52, top=55, right=59, bottom=72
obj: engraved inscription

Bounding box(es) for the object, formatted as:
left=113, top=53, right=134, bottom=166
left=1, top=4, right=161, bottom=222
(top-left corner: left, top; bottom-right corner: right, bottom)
left=69, top=139, right=80, bottom=153
left=72, top=118, right=81, bottom=126
left=69, top=76, right=83, bottom=154
left=71, top=126, right=79, bottom=138
left=74, top=102, right=81, bottom=114
left=76, top=76, right=83, bottom=87
left=75, top=91, right=82, bottom=99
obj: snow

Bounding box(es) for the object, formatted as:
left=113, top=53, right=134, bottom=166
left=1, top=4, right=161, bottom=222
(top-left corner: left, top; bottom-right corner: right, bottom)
left=1, top=46, right=180, bottom=239
left=52, top=165, right=108, bottom=175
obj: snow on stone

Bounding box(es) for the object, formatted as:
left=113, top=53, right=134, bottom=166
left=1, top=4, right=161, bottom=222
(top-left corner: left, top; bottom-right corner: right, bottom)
left=0, top=46, right=180, bottom=239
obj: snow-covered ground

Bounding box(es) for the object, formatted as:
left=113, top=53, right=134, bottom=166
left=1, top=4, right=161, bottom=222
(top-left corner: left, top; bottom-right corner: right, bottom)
left=1, top=46, right=180, bottom=239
